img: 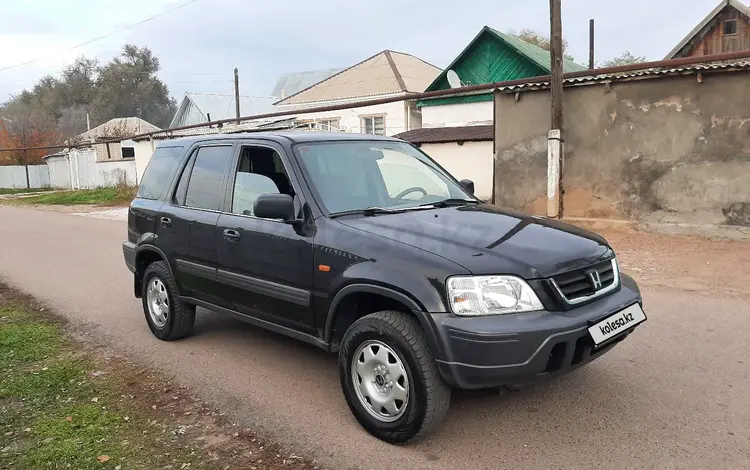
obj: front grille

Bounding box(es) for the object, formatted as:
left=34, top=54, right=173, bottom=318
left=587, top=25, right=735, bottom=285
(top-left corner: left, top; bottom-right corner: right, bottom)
left=551, top=258, right=618, bottom=304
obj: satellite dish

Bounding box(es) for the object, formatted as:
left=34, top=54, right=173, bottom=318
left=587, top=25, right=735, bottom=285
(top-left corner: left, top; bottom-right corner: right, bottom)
left=447, top=69, right=462, bottom=88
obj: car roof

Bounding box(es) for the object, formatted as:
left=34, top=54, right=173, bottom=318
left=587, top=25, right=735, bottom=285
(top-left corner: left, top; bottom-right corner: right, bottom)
left=155, top=131, right=402, bottom=148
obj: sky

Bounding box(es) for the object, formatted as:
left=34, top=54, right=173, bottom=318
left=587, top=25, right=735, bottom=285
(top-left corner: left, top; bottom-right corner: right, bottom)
left=0, top=0, right=730, bottom=104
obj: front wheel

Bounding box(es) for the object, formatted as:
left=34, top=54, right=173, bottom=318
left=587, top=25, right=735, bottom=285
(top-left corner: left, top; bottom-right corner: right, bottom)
left=338, top=311, right=451, bottom=443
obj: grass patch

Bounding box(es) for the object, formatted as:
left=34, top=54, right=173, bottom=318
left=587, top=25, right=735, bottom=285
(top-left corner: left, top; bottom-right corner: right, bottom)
left=0, top=286, right=317, bottom=470
left=0, top=187, right=54, bottom=196
left=16, top=184, right=136, bottom=206
left=0, top=299, right=215, bottom=470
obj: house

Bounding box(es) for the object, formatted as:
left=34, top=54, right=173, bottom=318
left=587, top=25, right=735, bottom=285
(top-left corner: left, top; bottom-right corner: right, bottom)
left=169, top=69, right=342, bottom=129
left=45, top=117, right=159, bottom=189
left=273, top=50, right=441, bottom=136
left=170, top=93, right=279, bottom=128
left=665, top=0, right=750, bottom=59
left=72, top=117, right=160, bottom=162
left=396, top=26, right=587, bottom=201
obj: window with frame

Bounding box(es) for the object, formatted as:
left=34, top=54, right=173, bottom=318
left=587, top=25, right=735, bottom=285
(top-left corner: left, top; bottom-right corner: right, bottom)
left=315, top=118, right=340, bottom=131
left=361, top=115, right=385, bottom=135
left=723, top=20, right=738, bottom=36
left=230, top=146, right=294, bottom=216
left=121, top=146, right=135, bottom=159
left=182, top=145, right=233, bottom=211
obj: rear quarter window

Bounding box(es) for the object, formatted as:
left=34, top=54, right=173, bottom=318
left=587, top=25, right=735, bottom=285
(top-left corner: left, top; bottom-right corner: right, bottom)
left=137, top=146, right=185, bottom=200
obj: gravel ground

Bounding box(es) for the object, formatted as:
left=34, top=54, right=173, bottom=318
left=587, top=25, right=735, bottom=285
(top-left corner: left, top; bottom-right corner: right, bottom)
left=598, top=228, right=750, bottom=300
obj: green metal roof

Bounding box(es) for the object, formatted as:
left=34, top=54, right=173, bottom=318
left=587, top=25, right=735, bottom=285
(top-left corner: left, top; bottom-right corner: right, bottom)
left=486, top=27, right=587, bottom=74
left=418, top=26, right=587, bottom=107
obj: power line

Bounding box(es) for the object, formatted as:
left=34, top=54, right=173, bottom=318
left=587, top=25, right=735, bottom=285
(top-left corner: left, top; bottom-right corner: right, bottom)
left=0, top=0, right=202, bottom=74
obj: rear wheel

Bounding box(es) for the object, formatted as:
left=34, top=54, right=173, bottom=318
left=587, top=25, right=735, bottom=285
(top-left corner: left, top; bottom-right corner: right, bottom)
left=141, top=261, right=195, bottom=341
left=338, top=311, right=451, bottom=443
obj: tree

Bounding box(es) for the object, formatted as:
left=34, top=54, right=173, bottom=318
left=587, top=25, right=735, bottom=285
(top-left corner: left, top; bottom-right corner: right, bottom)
left=56, top=105, right=89, bottom=139
left=509, top=28, right=576, bottom=62
left=90, top=45, right=176, bottom=128
left=599, top=51, right=647, bottom=68
left=59, top=57, right=98, bottom=109
left=0, top=100, right=62, bottom=165
left=0, top=45, right=176, bottom=148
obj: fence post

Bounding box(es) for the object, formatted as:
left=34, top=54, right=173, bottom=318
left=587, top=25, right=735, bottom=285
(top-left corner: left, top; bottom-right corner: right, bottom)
left=23, top=150, right=30, bottom=189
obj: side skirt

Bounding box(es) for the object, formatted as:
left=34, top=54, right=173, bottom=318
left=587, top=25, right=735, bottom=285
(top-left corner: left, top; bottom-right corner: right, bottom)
left=179, top=296, right=331, bottom=351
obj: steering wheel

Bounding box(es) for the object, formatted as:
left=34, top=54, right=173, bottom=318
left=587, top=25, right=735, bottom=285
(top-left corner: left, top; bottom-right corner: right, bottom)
left=394, top=187, right=427, bottom=200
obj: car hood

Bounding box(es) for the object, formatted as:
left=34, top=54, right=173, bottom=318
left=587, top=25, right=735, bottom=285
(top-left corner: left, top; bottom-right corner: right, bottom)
left=336, top=204, right=613, bottom=279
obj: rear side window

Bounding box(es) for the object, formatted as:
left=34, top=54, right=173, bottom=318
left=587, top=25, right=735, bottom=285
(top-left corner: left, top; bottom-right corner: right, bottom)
left=184, top=145, right=234, bottom=211
left=137, top=146, right=184, bottom=200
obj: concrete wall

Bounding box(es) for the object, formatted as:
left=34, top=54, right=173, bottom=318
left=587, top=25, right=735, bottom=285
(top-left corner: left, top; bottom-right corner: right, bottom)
left=493, top=71, right=750, bottom=227
left=0, top=165, right=50, bottom=189
left=421, top=101, right=494, bottom=127
left=419, top=141, right=494, bottom=201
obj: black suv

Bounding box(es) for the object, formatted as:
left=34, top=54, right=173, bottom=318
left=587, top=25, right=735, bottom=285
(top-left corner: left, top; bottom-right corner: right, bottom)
left=123, top=132, right=646, bottom=443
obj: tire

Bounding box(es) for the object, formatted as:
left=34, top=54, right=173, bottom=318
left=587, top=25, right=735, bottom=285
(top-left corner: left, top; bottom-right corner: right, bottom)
left=338, top=311, right=451, bottom=444
left=141, top=261, right=195, bottom=341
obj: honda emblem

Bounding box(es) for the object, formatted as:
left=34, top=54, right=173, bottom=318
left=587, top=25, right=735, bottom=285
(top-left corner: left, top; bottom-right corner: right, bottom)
left=588, top=270, right=603, bottom=290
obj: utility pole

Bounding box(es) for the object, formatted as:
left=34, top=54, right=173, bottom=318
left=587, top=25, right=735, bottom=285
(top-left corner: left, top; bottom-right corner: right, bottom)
left=547, top=0, right=564, bottom=218
left=589, top=19, right=595, bottom=69
left=234, top=67, right=241, bottom=125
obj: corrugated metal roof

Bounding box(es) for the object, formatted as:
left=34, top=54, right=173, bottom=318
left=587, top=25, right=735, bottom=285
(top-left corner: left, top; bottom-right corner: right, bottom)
left=169, top=93, right=278, bottom=127
left=665, top=0, right=750, bottom=59
left=73, top=117, right=160, bottom=142
left=486, top=27, right=588, bottom=73
left=275, top=51, right=441, bottom=105
left=136, top=117, right=299, bottom=141
left=271, top=68, right=343, bottom=98
left=395, top=125, right=494, bottom=144
left=493, top=59, right=750, bottom=93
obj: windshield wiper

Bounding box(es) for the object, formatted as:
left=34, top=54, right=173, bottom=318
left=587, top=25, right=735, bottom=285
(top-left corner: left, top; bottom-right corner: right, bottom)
left=330, top=205, right=435, bottom=218
left=423, top=198, right=480, bottom=208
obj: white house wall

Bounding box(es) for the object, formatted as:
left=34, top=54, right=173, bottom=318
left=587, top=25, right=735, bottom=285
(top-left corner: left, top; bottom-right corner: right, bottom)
left=281, top=100, right=410, bottom=136
left=128, top=140, right=156, bottom=183
left=69, top=148, right=137, bottom=189
left=419, top=141, right=494, bottom=201
left=421, top=101, right=494, bottom=128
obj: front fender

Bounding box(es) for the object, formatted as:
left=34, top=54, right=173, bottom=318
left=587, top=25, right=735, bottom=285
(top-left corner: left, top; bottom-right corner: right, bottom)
left=329, top=260, right=449, bottom=313
left=323, top=282, right=448, bottom=361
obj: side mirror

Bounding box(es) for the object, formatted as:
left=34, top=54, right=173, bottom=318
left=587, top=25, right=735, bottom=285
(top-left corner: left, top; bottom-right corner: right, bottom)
left=459, top=179, right=475, bottom=195
left=253, top=194, right=296, bottom=223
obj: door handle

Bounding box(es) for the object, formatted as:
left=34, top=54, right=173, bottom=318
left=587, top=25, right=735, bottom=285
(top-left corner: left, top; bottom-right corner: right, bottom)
left=160, top=217, right=172, bottom=228
left=223, top=229, right=241, bottom=242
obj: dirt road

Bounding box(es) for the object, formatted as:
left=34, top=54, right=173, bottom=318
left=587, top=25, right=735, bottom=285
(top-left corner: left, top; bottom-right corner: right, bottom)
left=0, top=205, right=748, bottom=470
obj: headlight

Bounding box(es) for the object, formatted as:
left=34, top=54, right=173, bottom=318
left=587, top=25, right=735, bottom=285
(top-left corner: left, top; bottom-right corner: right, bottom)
left=446, top=275, right=543, bottom=316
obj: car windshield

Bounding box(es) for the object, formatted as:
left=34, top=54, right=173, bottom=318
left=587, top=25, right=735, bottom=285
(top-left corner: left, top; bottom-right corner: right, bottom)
left=294, top=141, right=475, bottom=215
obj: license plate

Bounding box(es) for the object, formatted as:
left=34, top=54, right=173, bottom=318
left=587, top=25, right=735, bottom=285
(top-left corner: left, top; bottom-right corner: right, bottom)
left=588, top=303, right=646, bottom=346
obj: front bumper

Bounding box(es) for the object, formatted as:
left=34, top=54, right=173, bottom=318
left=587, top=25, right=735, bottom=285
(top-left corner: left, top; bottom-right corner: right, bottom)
left=428, top=275, right=644, bottom=389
